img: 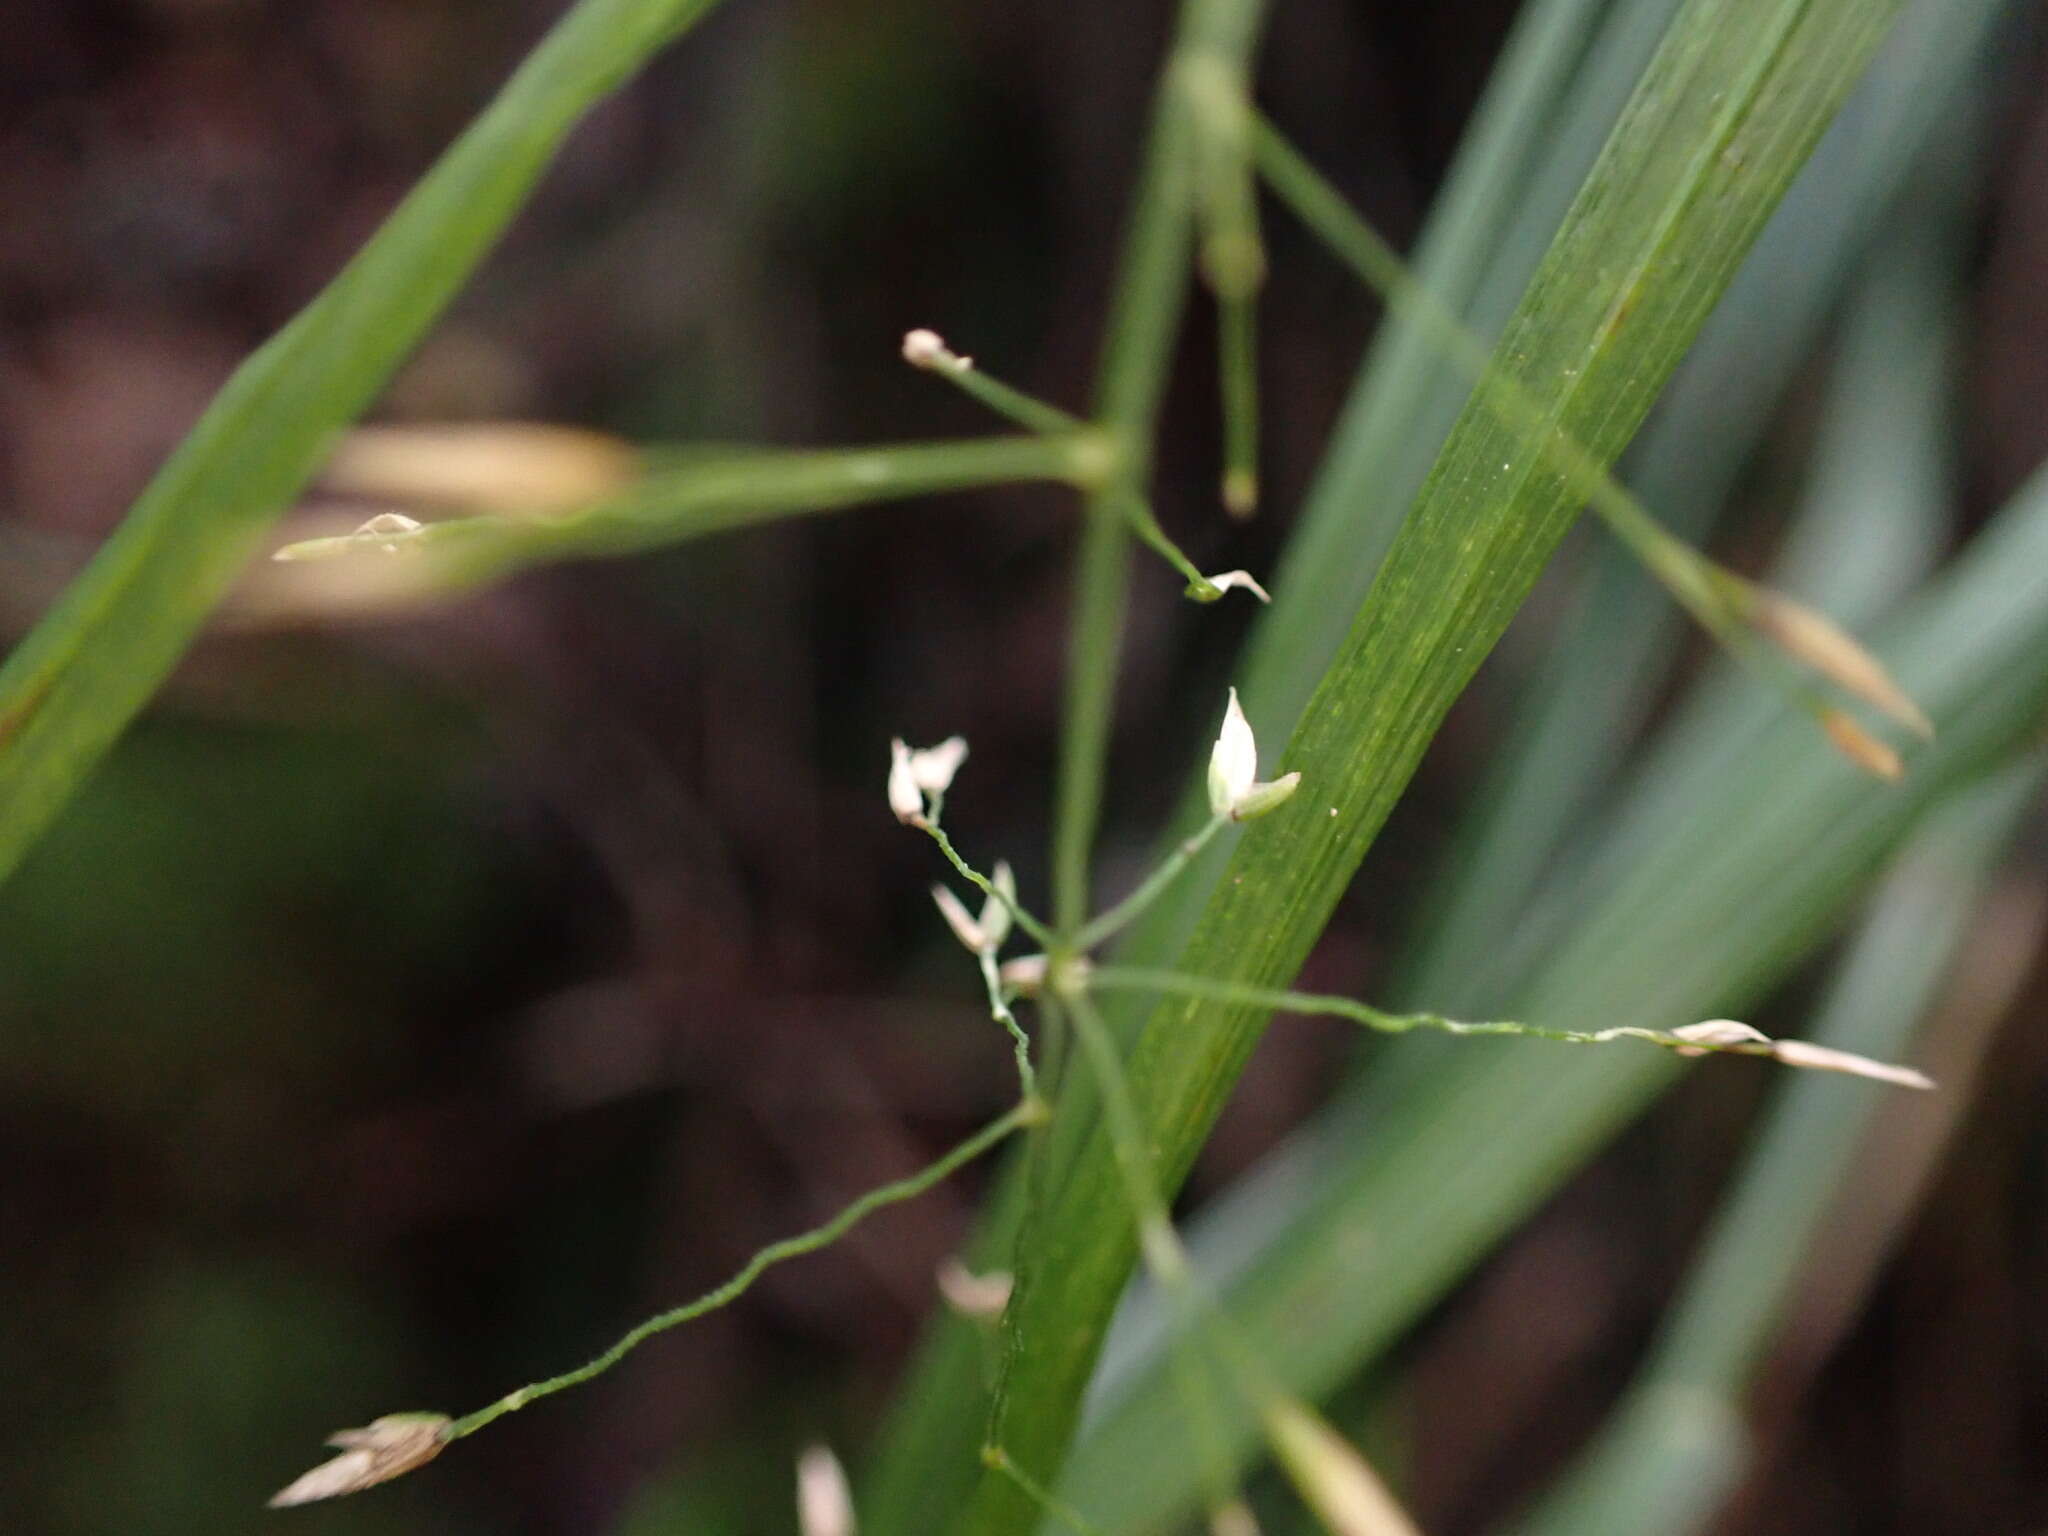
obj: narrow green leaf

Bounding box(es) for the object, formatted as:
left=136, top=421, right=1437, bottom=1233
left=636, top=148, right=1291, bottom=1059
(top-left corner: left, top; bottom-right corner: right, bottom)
left=1063, top=71, right=2007, bottom=1522
left=1395, top=0, right=2004, bottom=1005
left=960, top=3, right=1914, bottom=1531
left=1245, top=0, right=1674, bottom=742
left=864, top=0, right=1655, bottom=1507
left=1062, top=448, right=2048, bottom=1533
left=0, top=0, right=726, bottom=883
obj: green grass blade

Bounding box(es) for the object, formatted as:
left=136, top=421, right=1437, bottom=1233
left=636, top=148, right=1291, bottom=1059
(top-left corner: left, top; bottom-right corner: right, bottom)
left=957, top=4, right=1914, bottom=1531
left=1089, top=110, right=1982, bottom=1448
left=864, top=0, right=1658, bottom=1503
left=1060, top=448, right=2048, bottom=1535
left=1393, top=0, right=2004, bottom=1007
left=1105, top=0, right=1687, bottom=987
left=864, top=6, right=1626, bottom=1525
left=0, top=0, right=725, bottom=885
left=1063, top=90, right=1996, bottom=1523
left=1243, top=0, right=1671, bottom=747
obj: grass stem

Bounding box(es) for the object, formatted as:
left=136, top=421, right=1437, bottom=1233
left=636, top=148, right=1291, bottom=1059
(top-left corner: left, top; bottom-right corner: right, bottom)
left=441, top=1100, right=1038, bottom=1441
left=1074, top=813, right=1233, bottom=952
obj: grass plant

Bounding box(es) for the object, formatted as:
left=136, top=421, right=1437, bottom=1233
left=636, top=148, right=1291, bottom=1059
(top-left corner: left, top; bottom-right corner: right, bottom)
left=2, top=0, right=2036, bottom=1530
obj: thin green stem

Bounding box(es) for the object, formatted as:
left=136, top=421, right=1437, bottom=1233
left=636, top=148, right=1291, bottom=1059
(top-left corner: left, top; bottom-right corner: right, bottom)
left=1249, top=118, right=1706, bottom=571
left=923, top=821, right=1058, bottom=950
left=1048, top=0, right=1271, bottom=931
left=1087, top=967, right=1932, bottom=1086
left=1074, top=812, right=1233, bottom=951
left=1062, top=993, right=1250, bottom=1522
left=441, top=1100, right=1039, bottom=1441
left=1050, top=21, right=1217, bottom=934
left=1180, top=36, right=1266, bottom=520
left=912, top=345, right=1086, bottom=438
left=1118, top=495, right=1224, bottom=599
left=973, top=6, right=1927, bottom=1527
left=984, top=994, right=1068, bottom=1452
left=956, top=6, right=1275, bottom=1528
left=1218, top=293, right=1260, bottom=516
left=270, top=434, right=1101, bottom=597
left=979, top=947, right=1038, bottom=1100
left=1066, top=990, right=1417, bottom=1532
left=980, top=1447, right=1115, bottom=1536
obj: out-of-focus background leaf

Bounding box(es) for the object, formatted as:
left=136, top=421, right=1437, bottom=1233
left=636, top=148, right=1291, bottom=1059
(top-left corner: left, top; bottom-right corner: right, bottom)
left=1, top=3, right=2044, bottom=1534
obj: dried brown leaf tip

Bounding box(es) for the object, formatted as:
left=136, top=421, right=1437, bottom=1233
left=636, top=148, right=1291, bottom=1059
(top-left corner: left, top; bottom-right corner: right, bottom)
left=268, top=1412, right=450, bottom=1508
left=1750, top=593, right=1934, bottom=740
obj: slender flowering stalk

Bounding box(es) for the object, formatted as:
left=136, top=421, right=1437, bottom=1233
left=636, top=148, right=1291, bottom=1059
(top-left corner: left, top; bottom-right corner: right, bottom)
left=922, top=824, right=1056, bottom=951
left=1178, top=49, right=1267, bottom=516
left=1057, top=994, right=1256, bottom=1527
left=437, top=1100, right=1040, bottom=1444
left=1086, top=969, right=1934, bottom=1088
left=1073, top=812, right=1234, bottom=952
left=1115, top=495, right=1272, bottom=607
left=903, top=329, right=1085, bottom=438
left=932, top=860, right=1017, bottom=954
left=1073, top=688, right=1296, bottom=951
left=898, top=331, right=1272, bottom=606
left=932, top=860, right=1039, bottom=1098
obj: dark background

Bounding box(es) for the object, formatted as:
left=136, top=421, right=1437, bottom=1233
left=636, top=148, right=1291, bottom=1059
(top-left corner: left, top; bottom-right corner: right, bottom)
left=2, top=2, right=2045, bottom=1533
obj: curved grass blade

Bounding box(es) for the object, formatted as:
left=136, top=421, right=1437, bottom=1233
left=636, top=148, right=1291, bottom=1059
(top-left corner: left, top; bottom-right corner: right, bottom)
left=0, top=0, right=727, bottom=884
left=955, top=3, right=1916, bottom=1531
left=1061, top=63, right=2003, bottom=1522
left=1063, top=465, right=2048, bottom=1529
